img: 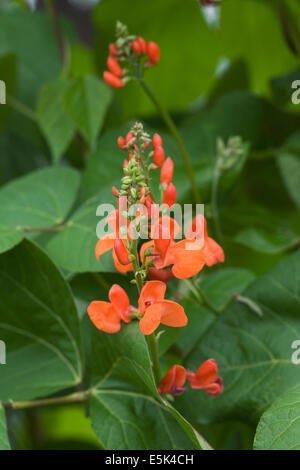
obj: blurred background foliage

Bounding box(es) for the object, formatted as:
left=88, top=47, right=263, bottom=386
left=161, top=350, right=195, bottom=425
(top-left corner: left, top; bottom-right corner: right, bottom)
left=0, top=0, right=300, bottom=450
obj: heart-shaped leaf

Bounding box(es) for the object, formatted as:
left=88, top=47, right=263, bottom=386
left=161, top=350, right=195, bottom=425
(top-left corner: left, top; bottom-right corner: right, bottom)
left=0, top=239, right=83, bottom=402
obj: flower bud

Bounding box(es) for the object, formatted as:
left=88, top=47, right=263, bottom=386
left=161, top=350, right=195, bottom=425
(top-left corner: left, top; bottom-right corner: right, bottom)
left=114, top=239, right=131, bottom=265
left=117, top=136, right=126, bottom=149
left=163, top=182, right=177, bottom=207
left=147, top=41, right=160, bottom=66
left=112, top=186, right=119, bottom=197
left=131, top=40, right=141, bottom=55
left=148, top=268, right=174, bottom=283
left=103, top=71, right=125, bottom=88
left=107, top=56, right=123, bottom=77
left=153, top=146, right=165, bottom=167
left=152, top=133, right=162, bottom=148
left=160, top=157, right=174, bottom=185
left=109, top=43, right=118, bottom=56
left=137, top=36, right=147, bottom=54
left=126, top=132, right=134, bottom=144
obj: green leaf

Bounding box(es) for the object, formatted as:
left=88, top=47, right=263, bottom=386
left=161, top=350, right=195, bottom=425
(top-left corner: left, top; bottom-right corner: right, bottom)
left=235, top=227, right=300, bottom=254
left=0, top=11, right=61, bottom=107
left=0, top=226, right=24, bottom=254
left=0, top=239, right=83, bottom=402
left=0, top=166, right=81, bottom=228
left=37, top=80, right=76, bottom=163
left=254, top=384, right=300, bottom=450
left=89, top=321, right=207, bottom=449
left=0, top=406, right=10, bottom=450
left=46, top=191, right=115, bottom=273
left=177, top=251, right=300, bottom=425
left=277, top=131, right=300, bottom=209
left=64, top=75, right=112, bottom=148
left=199, top=268, right=256, bottom=311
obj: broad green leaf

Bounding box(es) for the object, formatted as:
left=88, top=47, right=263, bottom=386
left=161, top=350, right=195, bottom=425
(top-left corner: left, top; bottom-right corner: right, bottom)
left=46, top=191, right=115, bottom=273
left=0, top=167, right=81, bottom=228
left=277, top=132, right=300, bottom=209
left=199, top=268, right=256, bottom=311
left=37, top=80, right=76, bottom=163
left=64, top=75, right=112, bottom=148
left=0, top=11, right=61, bottom=107
left=0, top=239, right=83, bottom=402
left=0, top=131, right=48, bottom=186
left=0, top=407, right=10, bottom=450
left=235, top=227, right=300, bottom=254
left=254, top=384, right=300, bottom=450
left=89, top=321, right=206, bottom=449
left=177, top=251, right=300, bottom=425
left=0, top=226, right=24, bottom=254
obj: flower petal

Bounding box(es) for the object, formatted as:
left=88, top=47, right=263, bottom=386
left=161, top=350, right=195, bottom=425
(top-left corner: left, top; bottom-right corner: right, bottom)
left=112, top=248, right=133, bottom=273
left=158, top=365, right=186, bottom=394
left=188, top=359, right=218, bottom=389
left=109, top=284, right=130, bottom=320
left=139, top=303, right=161, bottom=335
left=159, top=300, right=187, bottom=327
left=205, top=377, right=224, bottom=397
left=138, top=280, right=166, bottom=315
left=204, top=237, right=225, bottom=266
left=87, top=301, right=121, bottom=334
left=171, top=240, right=205, bottom=279
left=95, top=234, right=115, bottom=261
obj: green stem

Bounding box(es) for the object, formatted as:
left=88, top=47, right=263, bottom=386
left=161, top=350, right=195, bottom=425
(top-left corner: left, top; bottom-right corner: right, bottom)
left=44, top=0, right=66, bottom=66
left=148, top=333, right=161, bottom=384
left=3, top=390, right=90, bottom=411
left=186, top=278, right=220, bottom=315
left=130, top=237, right=162, bottom=384
left=137, top=78, right=201, bottom=204
left=24, top=223, right=66, bottom=233
left=6, top=95, right=37, bottom=121
left=211, top=161, right=222, bottom=242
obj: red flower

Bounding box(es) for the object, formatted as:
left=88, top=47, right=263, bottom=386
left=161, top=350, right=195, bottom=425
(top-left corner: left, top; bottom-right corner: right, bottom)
left=152, top=133, right=163, bottom=148
left=95, top=208, right=133, bottom=274
left=103, top=71, right=126, bottom=88
left=147, top=41, right=160, bottom=66
left=88, top=284, right=134, bottom=334
left=160, top=157, right=174, bottom=185
left=163, top=182, right=177, bottom=207
left=158, top=365, right=187, bottom=395
left=153, top=146, right=165, bottom=167
left=187, top=359, right=223, bottom=396
left=107, top=56, right=123, bottom=77
left=138, top=281, right=187, bottom=335
left=171, top=214, right=224, bottom=278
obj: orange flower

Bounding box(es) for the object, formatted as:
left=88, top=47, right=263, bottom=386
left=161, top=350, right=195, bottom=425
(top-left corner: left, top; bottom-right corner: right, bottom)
left=187, top=359, right=223, bottom=396
left=95, top=207, right=133, bottom=274
left=167, top=214, right=224, bottom=279
left=88, top=284, right=135, bottom=334
left=138, top=281, right=187, bottom=335
left=158, top=365, right=187, bottom=396
left=140, top=216, right=179, bottom=270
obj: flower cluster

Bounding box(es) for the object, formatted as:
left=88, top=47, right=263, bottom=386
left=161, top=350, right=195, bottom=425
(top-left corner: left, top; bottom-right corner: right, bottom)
left=103, top=21, right=160, bottom=89
left=87, top=121, right=224, bottom=397
left=158, top=360, right=223, bottom=397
